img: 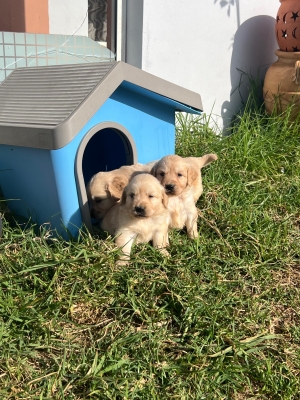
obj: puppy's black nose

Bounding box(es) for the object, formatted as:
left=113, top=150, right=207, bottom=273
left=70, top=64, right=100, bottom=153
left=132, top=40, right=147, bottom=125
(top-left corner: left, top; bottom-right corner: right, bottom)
left=134, top=206, right=145, bottom=215
left=165, top=184, right=175, bottom=192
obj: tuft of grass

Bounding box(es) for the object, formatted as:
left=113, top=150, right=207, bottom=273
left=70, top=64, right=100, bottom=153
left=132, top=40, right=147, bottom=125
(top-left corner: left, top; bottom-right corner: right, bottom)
left=1, top=104, right=300, bottom=399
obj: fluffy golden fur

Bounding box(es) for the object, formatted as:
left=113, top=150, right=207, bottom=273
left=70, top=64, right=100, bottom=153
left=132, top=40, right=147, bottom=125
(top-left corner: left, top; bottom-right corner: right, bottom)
left=101, top=173, right=170, bottom=265
left=151, top=154, right=218, bottom=238
left=86, top=161, right=155, bottom=220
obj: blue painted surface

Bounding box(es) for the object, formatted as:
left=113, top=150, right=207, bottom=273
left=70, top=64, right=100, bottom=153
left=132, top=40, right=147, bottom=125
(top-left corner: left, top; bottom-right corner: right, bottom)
left=0, top=84, right=177, bottom=238
left=0, top=145, right=63, bottom=231
left=103, top=86, right=175, bottom=163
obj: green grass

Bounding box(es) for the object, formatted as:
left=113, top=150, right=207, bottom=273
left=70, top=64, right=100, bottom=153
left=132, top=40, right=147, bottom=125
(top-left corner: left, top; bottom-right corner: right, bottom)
left=1, top=103, right=300, bottom=399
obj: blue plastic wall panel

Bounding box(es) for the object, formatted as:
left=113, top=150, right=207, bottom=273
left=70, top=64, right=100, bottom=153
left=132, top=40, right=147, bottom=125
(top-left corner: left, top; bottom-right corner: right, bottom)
left=49, top=86, right=175, bottom=236
left=108, top=86, right=175, bottom=163
left=0, top=85, right=175, bottom=238
left=0, top=145, right=62, bottom=231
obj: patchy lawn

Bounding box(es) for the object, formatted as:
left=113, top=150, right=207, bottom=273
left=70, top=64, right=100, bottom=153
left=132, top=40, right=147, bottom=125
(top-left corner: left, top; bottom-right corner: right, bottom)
left=0, top=105, right=300, bottom=399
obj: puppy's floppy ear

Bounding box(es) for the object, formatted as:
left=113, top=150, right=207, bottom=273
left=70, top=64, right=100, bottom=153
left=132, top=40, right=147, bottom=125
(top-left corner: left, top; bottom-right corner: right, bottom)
left=150, top=163, right=158, bottom=177
left=107, top=176, right=127, bottom=200
left=162, top=191, right=169, bottom=208
left=120, top=187, right=127, bottom=205
left=197, top=153, right=218, bottom=169
left=187, top=165, right=198, bottom=186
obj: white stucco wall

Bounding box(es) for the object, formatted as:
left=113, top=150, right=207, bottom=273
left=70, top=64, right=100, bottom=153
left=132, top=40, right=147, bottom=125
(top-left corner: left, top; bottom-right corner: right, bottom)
left=126, top=0, right=279, bottom=128
left=47, top=0, right=280, bottom=129
left=48, top=0, right=88, bottom=37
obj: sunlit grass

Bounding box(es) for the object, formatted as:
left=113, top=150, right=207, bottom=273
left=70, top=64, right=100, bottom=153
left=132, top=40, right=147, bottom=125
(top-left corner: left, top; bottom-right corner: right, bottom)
left=0, top=102, right=300, bottom=399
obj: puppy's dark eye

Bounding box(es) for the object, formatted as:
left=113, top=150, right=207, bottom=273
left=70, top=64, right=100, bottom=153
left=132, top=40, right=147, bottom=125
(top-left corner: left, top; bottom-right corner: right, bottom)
left=159, top=172, right=165, bottom=177
left=95, top=198, right=102, bottom=203
left=130, top=193, right=135, bottom=199
left=178, top=173, right=183, bottom=177
left=149, top=195, right=154, bottom=198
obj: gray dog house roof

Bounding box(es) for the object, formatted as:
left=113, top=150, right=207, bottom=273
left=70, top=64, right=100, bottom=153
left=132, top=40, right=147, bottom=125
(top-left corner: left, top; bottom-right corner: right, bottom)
left=0, top=61, right=203, bottom=150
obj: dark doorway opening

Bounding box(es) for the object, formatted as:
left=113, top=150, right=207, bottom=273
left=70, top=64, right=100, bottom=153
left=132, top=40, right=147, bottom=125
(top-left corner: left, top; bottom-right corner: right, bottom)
left=76, top=123, right=137, bottom=230
left=82, top=127, right=134, bottom=185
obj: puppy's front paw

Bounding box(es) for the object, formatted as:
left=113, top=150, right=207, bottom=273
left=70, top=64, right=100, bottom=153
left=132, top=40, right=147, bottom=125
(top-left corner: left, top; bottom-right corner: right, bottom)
left=188, top=230, right=198, bottom=239
left=159, top=248, right=170, bottom=257
left=116, top=257, right=130, bottom=266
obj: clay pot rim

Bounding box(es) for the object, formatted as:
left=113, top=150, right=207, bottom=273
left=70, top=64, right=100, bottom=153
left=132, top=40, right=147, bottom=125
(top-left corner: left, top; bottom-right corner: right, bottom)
left=276, top=49, right=300, bottom=58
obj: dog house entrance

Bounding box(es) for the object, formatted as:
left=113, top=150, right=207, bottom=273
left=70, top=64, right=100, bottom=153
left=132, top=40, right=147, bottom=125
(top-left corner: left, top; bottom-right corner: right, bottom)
left=76, top=122, right=137, bottom=230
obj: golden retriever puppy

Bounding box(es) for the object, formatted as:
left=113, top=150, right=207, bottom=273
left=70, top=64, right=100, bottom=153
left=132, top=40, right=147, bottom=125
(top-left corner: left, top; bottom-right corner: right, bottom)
left=86, top=161, right=155, bottom=220
left=151, top=154, right=217, bottom=239
left=101, top=173, right=170, bottom=265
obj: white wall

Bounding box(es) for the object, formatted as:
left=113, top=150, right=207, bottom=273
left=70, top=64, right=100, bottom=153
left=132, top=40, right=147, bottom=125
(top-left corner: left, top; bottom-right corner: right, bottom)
left=48, top=0, right=88, bottom=37
left=126, top=0, right=279, bottom=129
left=47, top=0, right=279, bottom=129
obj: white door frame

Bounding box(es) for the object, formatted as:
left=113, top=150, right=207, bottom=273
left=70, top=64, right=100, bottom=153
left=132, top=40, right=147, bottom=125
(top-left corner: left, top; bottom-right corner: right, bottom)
left=116, top=0, right=127, bottom=61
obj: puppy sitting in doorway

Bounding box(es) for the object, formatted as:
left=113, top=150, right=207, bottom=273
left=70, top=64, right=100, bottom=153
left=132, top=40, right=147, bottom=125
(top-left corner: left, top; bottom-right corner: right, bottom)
left=101, top=173, right=170, bottom=265
left=151, top=154, right=218, bottom=239
left=86, top=161, right=155, bottom=220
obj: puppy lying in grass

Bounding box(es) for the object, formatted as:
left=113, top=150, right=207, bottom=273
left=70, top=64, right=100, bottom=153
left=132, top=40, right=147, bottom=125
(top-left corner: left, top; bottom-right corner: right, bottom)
left=151, top=154, right=218, bottom=238
left=101, top=173, right=170, bottom=265
left=86, top=161, right=155, bottom=220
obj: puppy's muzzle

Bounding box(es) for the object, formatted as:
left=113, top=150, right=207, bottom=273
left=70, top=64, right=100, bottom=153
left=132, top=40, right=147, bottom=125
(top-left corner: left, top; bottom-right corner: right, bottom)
left=134, top=205, right=146, bottom=217
left=165, top=183, right=175, bottom=194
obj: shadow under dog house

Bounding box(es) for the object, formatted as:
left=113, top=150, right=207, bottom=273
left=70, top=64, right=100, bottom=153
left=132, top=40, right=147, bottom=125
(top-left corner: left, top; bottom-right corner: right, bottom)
left=0, top=61, right=203, bottom=238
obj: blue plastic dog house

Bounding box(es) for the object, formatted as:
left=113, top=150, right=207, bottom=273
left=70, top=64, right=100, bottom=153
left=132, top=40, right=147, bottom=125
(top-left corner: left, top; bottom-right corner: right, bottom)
left=0, top=61, right=203, bottom=238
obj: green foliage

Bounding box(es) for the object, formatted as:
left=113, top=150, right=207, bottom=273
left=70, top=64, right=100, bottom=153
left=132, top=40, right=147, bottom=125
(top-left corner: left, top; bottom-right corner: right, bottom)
left=1, top=105, right=300, bottom=399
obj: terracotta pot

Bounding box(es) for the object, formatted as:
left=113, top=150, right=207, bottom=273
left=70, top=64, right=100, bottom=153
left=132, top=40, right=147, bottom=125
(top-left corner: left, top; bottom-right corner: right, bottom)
left=276, top=0, right=300, bottom=52
left=263, top=50, right=300, bottom=115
